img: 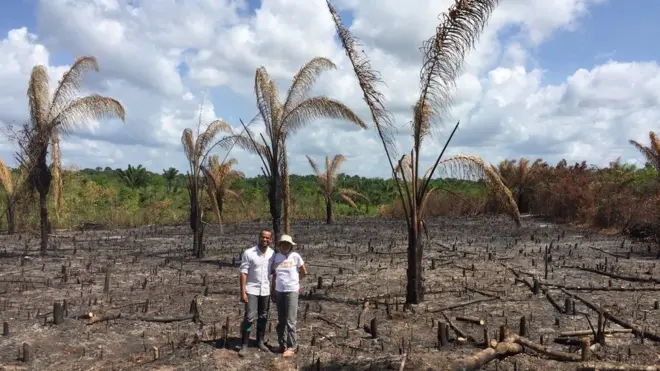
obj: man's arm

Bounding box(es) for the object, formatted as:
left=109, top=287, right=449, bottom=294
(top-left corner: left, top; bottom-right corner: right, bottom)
left=239, top=250, right=250, bottom=302
left=240, top=273, right=248, bottom=299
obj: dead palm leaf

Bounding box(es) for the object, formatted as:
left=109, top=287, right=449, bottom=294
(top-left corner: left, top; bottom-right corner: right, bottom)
left=0, top=158, right=19, bottom=234
left=0, top=158, right=14, bottom=196
left=630, top=131, right=660, bottom=171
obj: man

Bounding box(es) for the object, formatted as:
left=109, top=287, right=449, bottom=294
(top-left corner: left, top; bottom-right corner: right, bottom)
left=238, top=229, right=275, bottom=357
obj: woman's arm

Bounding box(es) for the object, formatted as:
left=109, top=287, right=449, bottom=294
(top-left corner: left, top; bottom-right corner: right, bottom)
left=270, top=272, right=277, bottom=301
left=299, top=264, right=307, bottom=279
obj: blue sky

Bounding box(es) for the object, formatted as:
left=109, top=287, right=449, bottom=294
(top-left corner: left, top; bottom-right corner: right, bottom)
left=4, top=0, right=657, bottom=87
left=1, top=0, right=660, bottom=176
left=0, top=0, right=359, bottom=131
left=536, top=0, right=660, bottom=84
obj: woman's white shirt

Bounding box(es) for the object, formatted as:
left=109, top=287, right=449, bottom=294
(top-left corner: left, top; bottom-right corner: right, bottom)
left=271, top=252, right=304, bottom=292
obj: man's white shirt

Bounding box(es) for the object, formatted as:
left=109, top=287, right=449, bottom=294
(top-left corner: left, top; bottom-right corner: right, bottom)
left=239, top=245, right=275, bottom=296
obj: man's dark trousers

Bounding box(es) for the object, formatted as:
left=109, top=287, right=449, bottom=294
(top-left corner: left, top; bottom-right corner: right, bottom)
left=239, top=294, right=270, bottom=354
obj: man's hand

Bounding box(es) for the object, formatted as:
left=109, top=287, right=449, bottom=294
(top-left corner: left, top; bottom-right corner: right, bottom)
left=271, top=292, right=276, bottom=303
left=241, top=291, right=248, bottom=304
left=298, top=287, right=303, bottom=294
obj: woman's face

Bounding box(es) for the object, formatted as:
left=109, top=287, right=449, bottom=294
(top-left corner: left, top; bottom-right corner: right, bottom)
left=279, top=242, right=292, bottom=254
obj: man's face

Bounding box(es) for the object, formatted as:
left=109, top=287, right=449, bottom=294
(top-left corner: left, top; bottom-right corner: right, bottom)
left=259, top=231, right=272, bottom=248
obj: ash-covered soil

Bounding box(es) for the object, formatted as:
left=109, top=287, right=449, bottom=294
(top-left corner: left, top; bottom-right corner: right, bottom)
left=1, top=215, right=659, bottom=371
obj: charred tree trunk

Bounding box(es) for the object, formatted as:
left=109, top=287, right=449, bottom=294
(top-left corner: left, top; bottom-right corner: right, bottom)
left=282, top=144, right=291, bottom=234
left=325, top=198, right=333, bottom=224
left=406, top=222, right=424, bottom=304
left=517, top=189, right=530, bottom=214
left=6, top=196, right=15, bottom=235
left=268, top=149, right=282, bottom=242
left=38, top=185, right=49, bottom=254
left=217, top=197, right=224, bottom=235
left=189, top=181, right=205, bottom=258
left=31, top=151, right=52, bottom=255
left=193, top=218, right=205, bottom=258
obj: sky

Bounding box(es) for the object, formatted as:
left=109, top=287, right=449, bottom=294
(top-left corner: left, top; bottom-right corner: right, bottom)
left=1, top=0, right=660, bottom=179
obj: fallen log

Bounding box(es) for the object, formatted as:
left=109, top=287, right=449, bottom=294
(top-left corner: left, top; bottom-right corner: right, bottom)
left=513, top=335, right=581, bottom=362
left=431, top=297, right=497, bottom=313
left=455, top=316, right=485, bottom=326
left=87, top=312, right=195, bottom=325
left=440, top=312, right=474, bottom=342
left=315, top=315, right=343, bottom=329
left=506, top=266, right=563, bottom=313
left=560, top=288, right=660, bottom=343
left=587, top=246, right=628, bottom=259
left=398, top=353, right=407, bottom=371
left=446, top=337, right=523, bottom=371
left=576, top=363, right=660, bottom=371
left=560, top=328, right=632, bottom=337
left=563, top=266, right=660, bottom=285
left=446, top=332, right=585, bottom=371
left=543, top=284, right=660, bottom=292
left=465, top=287, right=503, bottom=298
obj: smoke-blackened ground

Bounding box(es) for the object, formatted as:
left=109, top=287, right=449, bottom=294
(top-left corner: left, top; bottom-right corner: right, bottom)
left=0, top=215, right=659, bottom=370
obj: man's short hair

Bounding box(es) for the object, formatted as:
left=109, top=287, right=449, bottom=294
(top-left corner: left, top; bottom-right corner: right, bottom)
left=259, top=229, right=272, bottom=237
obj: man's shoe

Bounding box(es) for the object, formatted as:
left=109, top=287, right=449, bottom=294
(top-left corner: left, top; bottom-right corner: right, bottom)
left=256, top=329, right=271, bottom=353
left=282, top=348, right=295, bottom=357
left=237, top=330, right=250, bottom=357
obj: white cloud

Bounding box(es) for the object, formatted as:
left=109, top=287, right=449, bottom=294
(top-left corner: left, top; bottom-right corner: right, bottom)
left=0, top=0, right=658, bottom=178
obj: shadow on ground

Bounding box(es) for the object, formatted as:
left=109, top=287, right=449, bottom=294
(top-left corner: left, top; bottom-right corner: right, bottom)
left=299, top=356, right=427, bottom=371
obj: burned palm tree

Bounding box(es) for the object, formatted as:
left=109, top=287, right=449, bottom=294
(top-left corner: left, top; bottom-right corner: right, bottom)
left=201, top=155, right=244, bottom=234
left=18, top=56, right=125, bottom=254
left=629, top=131, right=660, bottom=171
left=225, top=60, right=366, bottom=240
left=328, top=0, right=520, bottom=304
left=306, top=154, right=367, bottom=224
left=181, top=115, right=233, bottom=258
left=492, top=157, right=543, bottom=212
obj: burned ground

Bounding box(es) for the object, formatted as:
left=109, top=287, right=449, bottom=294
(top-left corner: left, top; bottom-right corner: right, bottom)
left=0, top=215, right=659, bottom=370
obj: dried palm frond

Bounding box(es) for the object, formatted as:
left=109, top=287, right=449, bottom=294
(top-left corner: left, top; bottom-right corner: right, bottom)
left=630, top=131, right=660, bottom=171
left=326, top=1, right=397, bottom=153
left=0, top=158, right=14, bottom=196
left=432, top=154, right=520, bottom=225
left=282, top=57, right=337, bottom=119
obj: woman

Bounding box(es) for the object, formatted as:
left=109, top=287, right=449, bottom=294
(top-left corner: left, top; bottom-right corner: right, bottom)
left=270, top=234, right=307, bottom=357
